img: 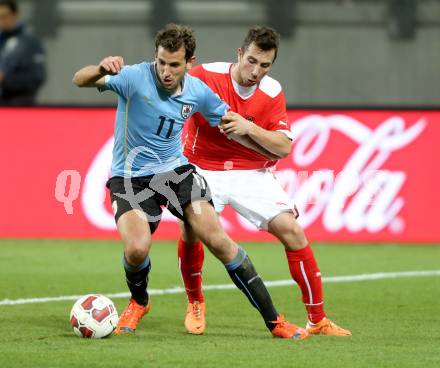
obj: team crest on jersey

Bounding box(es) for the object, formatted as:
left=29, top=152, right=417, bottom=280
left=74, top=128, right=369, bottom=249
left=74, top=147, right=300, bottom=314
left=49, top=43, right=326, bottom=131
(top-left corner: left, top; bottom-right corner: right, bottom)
left=181, top=104, right=194, bottom=119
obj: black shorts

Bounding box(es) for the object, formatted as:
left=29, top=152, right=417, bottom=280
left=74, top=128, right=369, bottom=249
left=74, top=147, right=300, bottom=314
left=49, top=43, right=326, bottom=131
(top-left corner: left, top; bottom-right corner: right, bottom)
left=106, top=164, right=212, bottom=234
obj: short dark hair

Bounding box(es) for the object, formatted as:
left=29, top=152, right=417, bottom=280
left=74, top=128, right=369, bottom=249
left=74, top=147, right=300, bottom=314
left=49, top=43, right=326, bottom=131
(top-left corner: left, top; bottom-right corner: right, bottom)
left=155, top=23, right=196, bottom=61
left=241, top=26, right=280, bottom=62
left=0, top=0, right=18, bottom=13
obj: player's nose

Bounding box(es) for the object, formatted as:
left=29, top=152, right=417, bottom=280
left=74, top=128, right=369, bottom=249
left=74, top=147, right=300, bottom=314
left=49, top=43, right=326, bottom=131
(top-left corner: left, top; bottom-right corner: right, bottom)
left=162, top=65, right=172, bottom=76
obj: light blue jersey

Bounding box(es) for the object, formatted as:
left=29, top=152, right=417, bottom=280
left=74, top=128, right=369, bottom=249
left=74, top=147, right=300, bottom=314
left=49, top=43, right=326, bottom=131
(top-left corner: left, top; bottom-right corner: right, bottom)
left=100, top=62, right=228, bottom=177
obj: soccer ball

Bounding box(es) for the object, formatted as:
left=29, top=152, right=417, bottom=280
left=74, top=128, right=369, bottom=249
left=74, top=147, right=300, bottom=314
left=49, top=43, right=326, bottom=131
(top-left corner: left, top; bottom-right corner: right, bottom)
left=70, top=294, right=118, bottom=338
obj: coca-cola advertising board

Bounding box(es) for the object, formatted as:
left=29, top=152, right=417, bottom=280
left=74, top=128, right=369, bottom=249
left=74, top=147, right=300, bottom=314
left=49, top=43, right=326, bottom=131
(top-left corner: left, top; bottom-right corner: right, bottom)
left=1, top=107, right=438, bottom=242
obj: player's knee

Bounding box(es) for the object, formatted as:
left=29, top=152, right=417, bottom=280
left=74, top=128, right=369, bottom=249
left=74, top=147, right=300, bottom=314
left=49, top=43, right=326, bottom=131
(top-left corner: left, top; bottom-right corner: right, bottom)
left=286, top=221, right=305, bottom=240
left=124, top=237, right=150, bottom=265
left=269, top=217, right=307, bottom=248
left=126, top=247, right=149, bottom=266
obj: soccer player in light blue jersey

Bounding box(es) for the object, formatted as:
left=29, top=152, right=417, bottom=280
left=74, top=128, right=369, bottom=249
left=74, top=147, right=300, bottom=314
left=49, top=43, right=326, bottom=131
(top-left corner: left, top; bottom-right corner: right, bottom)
left=73, top=23, right=308, bottom=340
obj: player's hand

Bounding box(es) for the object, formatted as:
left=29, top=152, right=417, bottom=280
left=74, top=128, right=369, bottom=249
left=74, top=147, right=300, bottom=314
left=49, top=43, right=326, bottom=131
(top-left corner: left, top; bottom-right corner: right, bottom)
left=220, top=111, right=254, bottom=136
left=98, top=56, right=124, bottom=75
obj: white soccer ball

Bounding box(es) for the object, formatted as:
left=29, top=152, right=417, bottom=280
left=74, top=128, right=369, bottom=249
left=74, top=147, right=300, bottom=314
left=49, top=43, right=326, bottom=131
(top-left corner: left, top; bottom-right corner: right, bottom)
left=70, top=294, right=118, bottom=338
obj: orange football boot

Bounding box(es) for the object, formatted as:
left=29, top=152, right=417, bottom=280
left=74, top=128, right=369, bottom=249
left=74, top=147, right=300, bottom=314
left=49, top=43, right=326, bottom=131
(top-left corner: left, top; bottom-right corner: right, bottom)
left=114, top=299, right=150, bottom=335
left=306, top=318, right=352, bottom=336
left=184, top=301, right=206, bottom=335
left=271, top=315, right=309, bottom=340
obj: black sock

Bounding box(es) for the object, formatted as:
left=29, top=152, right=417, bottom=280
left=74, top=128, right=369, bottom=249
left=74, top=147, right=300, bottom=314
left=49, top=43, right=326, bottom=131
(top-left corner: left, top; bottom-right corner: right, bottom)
left=123, top=255, right=151, bottom=306
left=225, top=247, right=279, bottom=331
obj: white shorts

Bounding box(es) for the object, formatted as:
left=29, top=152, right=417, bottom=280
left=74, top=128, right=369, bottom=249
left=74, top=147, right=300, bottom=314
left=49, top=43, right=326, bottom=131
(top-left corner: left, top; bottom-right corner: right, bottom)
left=194, top=165, right=295, bottom=230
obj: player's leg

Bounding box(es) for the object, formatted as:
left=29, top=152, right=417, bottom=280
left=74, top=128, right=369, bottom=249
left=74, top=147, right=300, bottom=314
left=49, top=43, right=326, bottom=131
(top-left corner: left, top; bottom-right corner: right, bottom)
left=183, top=200, right=308, bottom=340
left=113, top=208, right=153, bottom=335
left=268, top=212, right=323, bottom=323
left=177, top=166, right=227, bottom=334
left=179, top=221, right=203, bottom=306
left=268, top=213, right=351, bottom=336
left=229, top=169, right=351, bottom=336
left=178, top=220, right=205, bottom=334
left=107, top=177, right=161, bottom=335
left=179, top=222, right=204, bottom=306
left=117, top=209, right=153, bottom=306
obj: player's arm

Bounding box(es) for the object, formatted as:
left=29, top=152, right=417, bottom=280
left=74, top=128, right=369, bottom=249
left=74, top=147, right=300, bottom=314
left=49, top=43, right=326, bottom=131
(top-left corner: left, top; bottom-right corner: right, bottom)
left=220, top=111, right=292, bottom=158
left=228, top=133, right=280, bottom=161
left=72, top=56, right=124, bottom=87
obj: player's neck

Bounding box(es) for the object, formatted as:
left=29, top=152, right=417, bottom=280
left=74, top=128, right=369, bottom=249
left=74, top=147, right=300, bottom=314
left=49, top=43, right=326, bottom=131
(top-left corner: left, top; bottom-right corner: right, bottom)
left=170, top=83, right=182, bottom=96
left=231, top=63, right=243, bottom=86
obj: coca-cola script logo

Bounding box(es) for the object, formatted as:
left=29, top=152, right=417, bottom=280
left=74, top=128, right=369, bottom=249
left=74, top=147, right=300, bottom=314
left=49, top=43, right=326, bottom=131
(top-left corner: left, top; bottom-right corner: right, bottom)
left=278, top=114, right=426, bottom=234
left=79, top=114, right=426, bottom=234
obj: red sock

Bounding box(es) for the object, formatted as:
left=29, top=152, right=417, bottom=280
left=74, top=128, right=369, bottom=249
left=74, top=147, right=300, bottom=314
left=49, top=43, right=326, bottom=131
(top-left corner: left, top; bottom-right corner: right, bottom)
left=285, top=244, right=326, bottom=324
left=178, top=238, right=204, bottom=303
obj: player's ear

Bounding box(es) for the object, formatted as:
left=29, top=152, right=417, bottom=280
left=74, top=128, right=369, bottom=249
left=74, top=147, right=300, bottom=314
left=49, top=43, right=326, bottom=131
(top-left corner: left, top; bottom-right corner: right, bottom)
left=186, top=55, right=196, bottom=71
left=237, top=48, right=243, bottom=62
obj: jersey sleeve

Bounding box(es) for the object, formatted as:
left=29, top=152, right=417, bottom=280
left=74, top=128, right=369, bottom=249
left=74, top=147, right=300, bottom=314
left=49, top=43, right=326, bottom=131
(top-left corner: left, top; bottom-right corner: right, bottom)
left=265, top=91, right=292, bottom=139
left=198, top=81, right=229, bottom=127
left=98, top=65, right=135, bottom=98
left=188, top=64, right=206, bottom=82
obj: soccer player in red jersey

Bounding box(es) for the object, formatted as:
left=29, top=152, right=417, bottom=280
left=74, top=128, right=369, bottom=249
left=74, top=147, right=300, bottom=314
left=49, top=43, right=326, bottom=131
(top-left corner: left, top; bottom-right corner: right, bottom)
left=179, top=26, right=351, bottom=336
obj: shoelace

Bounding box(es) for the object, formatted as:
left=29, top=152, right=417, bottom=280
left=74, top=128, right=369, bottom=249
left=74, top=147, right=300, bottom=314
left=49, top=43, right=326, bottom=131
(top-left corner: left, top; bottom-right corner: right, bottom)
left=314, top=320, right=350, bottom=336
left=121, top=302, right=144, bottom=323
left=124, top=304, right=135, bottom=316
left=271, top=315, right=286, bottom=326
left=277, top=320, right=288, bottom=328
left=272, top=316, right=296, bottom=333
left=192, top=303, right=202, bottom=319
left=320, top=320, right=337, bottom=333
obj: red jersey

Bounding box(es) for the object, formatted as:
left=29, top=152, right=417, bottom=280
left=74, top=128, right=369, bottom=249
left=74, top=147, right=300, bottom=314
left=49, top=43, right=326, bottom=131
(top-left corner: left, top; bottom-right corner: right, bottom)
left=184, top=62, right=290, bottom=170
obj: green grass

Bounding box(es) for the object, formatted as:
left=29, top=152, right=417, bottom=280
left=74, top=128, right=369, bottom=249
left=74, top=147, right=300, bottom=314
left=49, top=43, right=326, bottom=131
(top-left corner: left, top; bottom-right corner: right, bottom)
left=0, top=239, right=439, bottom=368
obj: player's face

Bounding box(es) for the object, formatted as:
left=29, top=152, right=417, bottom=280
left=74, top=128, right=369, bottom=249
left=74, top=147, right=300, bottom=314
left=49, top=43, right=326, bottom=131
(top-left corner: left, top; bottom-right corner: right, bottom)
left=236, top=42, right=275, bottom=87
left=0, top=5, right=17, bottom=31
left=155, top=46, right=194, bottom=93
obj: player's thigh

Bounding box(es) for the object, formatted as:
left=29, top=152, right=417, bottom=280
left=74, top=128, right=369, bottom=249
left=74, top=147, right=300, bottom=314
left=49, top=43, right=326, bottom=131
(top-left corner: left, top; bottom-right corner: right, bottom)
left=230, top=169, right=295, bottom=230
left=167, top=165, right=236, bottom=259
left=183, top=200, right=237, bottom=262
left=192, top=165, right=227, bottom=213
left=168, top=164, right=227, bottom=222
left=170, top=165, right=221, bottom=236
left=180, top=165, right=227, bottom=244
left=166, top=165, right=211, bottom=218
left=179, top=219, right=200, bottom=244
left=106, top=176, right=163, bottom=248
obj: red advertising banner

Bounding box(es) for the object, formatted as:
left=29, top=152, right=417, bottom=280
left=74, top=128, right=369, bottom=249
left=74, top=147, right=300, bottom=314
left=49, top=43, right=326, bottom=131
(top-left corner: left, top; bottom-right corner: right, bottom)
left=1, top=107, right=438, bottom=242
